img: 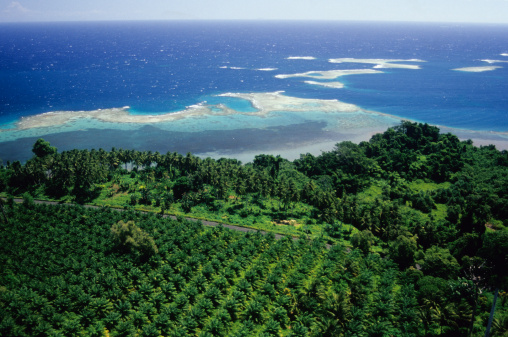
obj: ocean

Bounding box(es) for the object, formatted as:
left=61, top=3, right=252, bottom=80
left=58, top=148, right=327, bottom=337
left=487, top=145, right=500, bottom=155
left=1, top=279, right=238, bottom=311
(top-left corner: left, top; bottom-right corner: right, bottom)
left=1, top=21, right=507, bottom=162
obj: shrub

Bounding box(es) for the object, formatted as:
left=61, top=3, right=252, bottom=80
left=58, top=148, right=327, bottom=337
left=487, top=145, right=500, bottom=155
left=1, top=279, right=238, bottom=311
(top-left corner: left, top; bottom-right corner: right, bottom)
left=22, top=192, right=34, bottom=208
left=110, top=220, right=158, bottom=258
left=351, top=230, right=375, bottom=255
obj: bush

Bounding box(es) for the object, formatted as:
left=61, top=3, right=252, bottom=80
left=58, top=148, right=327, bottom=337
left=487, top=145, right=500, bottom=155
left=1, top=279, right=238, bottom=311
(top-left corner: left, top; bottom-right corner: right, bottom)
left=351, top=230, right=375, bottom=255
left=417, top=246, right=460, bottom=279
left=22, top=192, right=34, bottom=208
left=389, top=235, right=417, bottom=269
left=111, top=220, right=158, bottom=259
left=130, top=193, right=138, bottom=206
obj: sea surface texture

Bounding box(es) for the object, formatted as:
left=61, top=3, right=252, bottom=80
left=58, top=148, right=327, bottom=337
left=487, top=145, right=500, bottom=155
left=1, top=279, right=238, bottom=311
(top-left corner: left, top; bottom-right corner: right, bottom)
left=1, top=21, right=507, bottom=162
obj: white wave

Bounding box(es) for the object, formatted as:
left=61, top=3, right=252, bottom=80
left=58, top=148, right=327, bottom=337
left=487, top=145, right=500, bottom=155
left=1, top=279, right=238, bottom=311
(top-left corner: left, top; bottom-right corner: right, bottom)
left=329, top=58, right=425, bottom=69
left=217, top=91, right=285, bottom=98
left=501, top=53, right=508, bottom=57
left=481, top=59, right=508, bottom=64
left=453, top=66, right=502, bottom=72
left=230, top=67, right=246, bottom=70
left=373, top=63, right=421, bottom=69
left=219, top=66, right=228, bottom=69
left=275, top=69, right=382, bottom=80
left=304, top=81, right=344, bottom=89
left=186, top=102, right=206, bottom=109
left=287, top=56, right=316, bottom=60
left=256, top=68, right=278, bottom=71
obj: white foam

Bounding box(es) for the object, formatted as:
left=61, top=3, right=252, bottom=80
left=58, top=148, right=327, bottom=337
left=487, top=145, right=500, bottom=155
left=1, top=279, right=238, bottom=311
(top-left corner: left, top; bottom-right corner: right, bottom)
left=304, top=81, right=344, bottom=89
left=256, top=68, right=278, bottom=71
left=481, top=59, right=508, bottom=64
left=286, top=56, right=316, bottom=60
left=275, top=69, right=382, bottom=80
left=452, top=66, right=502, bottom=72
left=329, top=58, right=425, bottom=69
left=373, top=63, right=421, bottom=69
left=501, top=53, right=508, bottom=57
left=230, top=67, right=246, bottom=70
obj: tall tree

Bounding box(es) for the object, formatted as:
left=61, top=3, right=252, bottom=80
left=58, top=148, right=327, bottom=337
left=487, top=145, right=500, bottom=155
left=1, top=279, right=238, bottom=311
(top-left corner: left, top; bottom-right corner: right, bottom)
left=32, top=138, right=57, bottom=158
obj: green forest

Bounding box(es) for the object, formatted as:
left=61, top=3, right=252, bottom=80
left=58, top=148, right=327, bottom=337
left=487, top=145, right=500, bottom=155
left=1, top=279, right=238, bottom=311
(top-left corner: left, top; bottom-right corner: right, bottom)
left=0, top=121, right=507, bottom=336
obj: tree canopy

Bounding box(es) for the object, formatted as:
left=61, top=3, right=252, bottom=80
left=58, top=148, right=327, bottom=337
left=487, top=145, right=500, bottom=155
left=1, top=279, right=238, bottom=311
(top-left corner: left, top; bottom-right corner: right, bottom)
left=1, top=121, right=507, bottom=336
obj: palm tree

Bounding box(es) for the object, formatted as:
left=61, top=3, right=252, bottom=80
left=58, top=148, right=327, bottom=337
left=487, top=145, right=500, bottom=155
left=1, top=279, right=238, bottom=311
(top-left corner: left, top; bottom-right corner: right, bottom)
left=289, top=322, right=309, bottom=337
left=224, top=297, right=241, bottom=320
left=417, top=302, right=439, bottom=336
left=205, top=316, right=225, bottom=336
left=263, top=318, right=281, bottom=336
left=322, top=291, right=351, bottom=331
left=143, top=150, right=153, bottom=168
left=312, top=316, right=342, bottom=336
left=436, top=302, right=460, bottom=335
left=492, top=311, right=508, bottom=337
left=243, top=300, right=264, bottom=324
left=297, top=278, right=322, bottom=312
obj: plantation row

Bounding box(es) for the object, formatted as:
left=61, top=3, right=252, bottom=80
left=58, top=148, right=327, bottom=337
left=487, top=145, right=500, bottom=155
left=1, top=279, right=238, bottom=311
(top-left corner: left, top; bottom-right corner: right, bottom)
left=1, top=201, right=505, bottom=336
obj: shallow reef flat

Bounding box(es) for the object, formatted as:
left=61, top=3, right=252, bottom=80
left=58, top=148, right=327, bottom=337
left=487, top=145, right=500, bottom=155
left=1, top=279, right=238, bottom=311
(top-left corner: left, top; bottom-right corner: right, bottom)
left=9, top=91, right=364, bottom=133
left=0, top=91, right=404, bottom=162
left=217, top=91, right=361, bottom=114
left=14, top=105, right=214, bottom=130
left=2, top=91, right=507, bottom=163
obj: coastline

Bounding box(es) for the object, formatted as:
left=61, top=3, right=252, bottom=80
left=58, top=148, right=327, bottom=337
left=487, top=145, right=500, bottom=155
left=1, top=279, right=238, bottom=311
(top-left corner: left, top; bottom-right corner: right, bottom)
left=439, top=126, right=508, bottom=150
left=2, top=119, right=505, bottom=165
left=0, top=91, right=507, bottom=164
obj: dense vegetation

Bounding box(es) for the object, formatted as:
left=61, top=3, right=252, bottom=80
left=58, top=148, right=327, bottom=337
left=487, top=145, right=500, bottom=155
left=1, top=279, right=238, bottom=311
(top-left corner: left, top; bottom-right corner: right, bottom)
left=1, top=121, right=507, bottom=336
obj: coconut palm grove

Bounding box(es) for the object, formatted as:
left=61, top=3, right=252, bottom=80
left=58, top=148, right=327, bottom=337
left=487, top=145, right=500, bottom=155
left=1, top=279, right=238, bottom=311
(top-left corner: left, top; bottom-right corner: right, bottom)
left=1, top=122, right=507, bottom=336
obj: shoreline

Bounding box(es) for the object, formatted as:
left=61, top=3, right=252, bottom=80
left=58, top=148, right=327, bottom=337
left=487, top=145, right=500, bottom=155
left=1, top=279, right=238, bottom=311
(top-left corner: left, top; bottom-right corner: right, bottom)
left=0, top=91, right=507, bottom=163
left=439, top=126, right=508, bottom=150
left=1, top=119, right=506, bottom=165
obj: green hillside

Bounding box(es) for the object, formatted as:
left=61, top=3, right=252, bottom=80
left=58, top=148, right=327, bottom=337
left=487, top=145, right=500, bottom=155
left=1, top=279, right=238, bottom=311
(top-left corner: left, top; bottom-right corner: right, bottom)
left=1, top=121, right=507, bottom=336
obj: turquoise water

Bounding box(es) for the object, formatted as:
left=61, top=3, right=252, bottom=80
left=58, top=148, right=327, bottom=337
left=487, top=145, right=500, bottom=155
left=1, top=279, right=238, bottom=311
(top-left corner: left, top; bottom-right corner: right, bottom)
left=1, top=21, right=507, bottom=162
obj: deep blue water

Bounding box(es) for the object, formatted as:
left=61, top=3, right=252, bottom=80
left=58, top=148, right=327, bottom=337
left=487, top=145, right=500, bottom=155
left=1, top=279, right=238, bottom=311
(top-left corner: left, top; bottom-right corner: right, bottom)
left=1, top=20, right=507, bottom=131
